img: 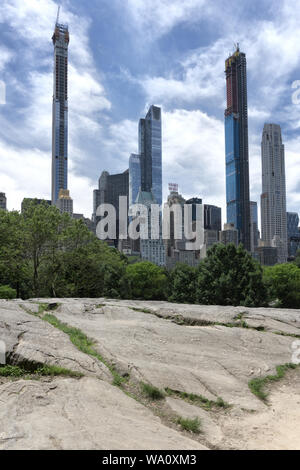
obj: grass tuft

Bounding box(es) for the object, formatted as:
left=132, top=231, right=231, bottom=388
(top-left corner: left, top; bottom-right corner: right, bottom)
left=176, top=416, right=201, bottom=434
left=141, top=382, right=165, bottom=400
left=249, top=363, right=298, bottom=402
left=42, top=313, right=126, bottom=387
left=0, top=363, right=82, bottom=378
left=165, top=388, right=229, bottom=410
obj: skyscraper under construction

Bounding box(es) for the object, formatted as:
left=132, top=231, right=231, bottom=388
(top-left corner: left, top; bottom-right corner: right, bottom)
left=51, top=11, right=69, bottom=205
left=224, top=45, right=251, bottom=251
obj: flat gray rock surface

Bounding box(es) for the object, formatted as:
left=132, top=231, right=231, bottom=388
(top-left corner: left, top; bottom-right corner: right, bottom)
left=1, top=298, right=300, bottom=450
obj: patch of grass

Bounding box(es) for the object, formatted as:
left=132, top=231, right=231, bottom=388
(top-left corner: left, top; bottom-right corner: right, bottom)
left=0, top=365, right=26, bottom=377
left=38, top=303, right=48, bottom=315
left=130, top=307, right=154, bottom=314
left=95, top=304, right=105, bottom=308
left=176, top=416, right=201, bottom=434
left=35, top=365, right=83, bottom=378
left=249, top=363, right=298, bottom=402
left=165, top=388, right=229, bottom=410
left=141, top=382, right=165, bottom=400
left=274, top=331, right=300, bottom=339
left=42, top=313, right=126, bottom=387
left=0, top=364, right=82, bottom=378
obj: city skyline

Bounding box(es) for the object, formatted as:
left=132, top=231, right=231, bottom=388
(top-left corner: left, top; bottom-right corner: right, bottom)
left=0, top=0, right=300, bottom=228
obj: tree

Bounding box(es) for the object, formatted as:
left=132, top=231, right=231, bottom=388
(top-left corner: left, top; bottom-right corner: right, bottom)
left=294, top=250, right=300, bottom=268
left=125, top=261, right=167, bottom=300
left=168, top=263, right=197, bottom=304
left=195, top=243, right=268, bottom=307
left=0, top=285, right=17, bottom=299
left=264, top=263, right=300, bottom=308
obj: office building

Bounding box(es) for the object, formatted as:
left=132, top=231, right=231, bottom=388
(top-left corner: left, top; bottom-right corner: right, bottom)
left=0, top=193, right=7, bottom=210
left=261, top=124, right=288, bottom=263
left=287, top=212, right=300, bottom=258
left=139, top=105, right=162, bottom=206
left=224, top=45, right=251, bottom=251
left=56, top=189, right=73, bottom=215
left=136, top=189, right=165, bottom=266
left=204, top=204, right=222, bottom=231
left=250, top=201, right=259, bottom=252
left=220, top=223, right=239, bottom=246
left=129, top=153, right=141, bottom=207
left=93, top=170, right=129, bottom=247
left=51, top=14, right=69, bottom=205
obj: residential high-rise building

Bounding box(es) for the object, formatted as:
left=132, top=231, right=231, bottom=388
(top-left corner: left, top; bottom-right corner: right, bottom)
left=139, top=105, right=162, bottom=206
left=129, top=153, right=141, bottom=206
left=224, top=45, right=251, bottom=251
left=136, top=189, right=165, bottom=266
left=287, top=212, right=300, bottom=258
left=51, top=15, right=69, bottom=205
left=204, top=204, right=222, bottom=232
left=56, top=189, right=73, bottom=216
left=250, top=201, right=259, bottom=252
left=220, top=223, right=239, bottom=247
left=93, top=170, right=129, bottom=247
left=261, top=124, right=288, bottom=263
left=0, top=192, right=7, bottom=210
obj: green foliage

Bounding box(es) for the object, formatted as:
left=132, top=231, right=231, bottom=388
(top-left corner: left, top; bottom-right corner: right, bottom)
left=264, top=263, right=300, bottom=308
left=140, top=382, right=165, bottom=400
left=0, top=285, right=17, bottom=299
left=125, top=261, right=168, bottom=300
left=0, top=364, right=82, bottom=378
left=0, top=201, right=126, bottom=299
left=165, top=388, right=229, bottom=410
left=167, top=263, right=197, bottom=303
left=294, top=250, right=300, bottom=268
left=248, top=363, right=298, bottom=401
left=176, top=416, right=201, bottom=434
left=194, top=243, right=268, bottom=307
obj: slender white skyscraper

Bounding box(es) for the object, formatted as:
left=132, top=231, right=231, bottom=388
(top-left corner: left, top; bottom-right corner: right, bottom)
left=261, top=124, right=288, bottom=263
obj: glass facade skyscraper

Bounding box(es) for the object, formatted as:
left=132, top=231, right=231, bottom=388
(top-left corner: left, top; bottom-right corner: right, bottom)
left=139, top=105, right=162, bottom=206
left=51, top=19, right=69, bottom=204
left=129, top=153, right=141, bottom=206
left=287, top=212, right=300, bottom=258
left=225, top=46, right=251, bottom=251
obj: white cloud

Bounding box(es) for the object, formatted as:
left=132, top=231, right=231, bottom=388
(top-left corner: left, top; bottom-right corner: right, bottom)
left=0, top=0, right=111, bottom=217
left=124, top=0, right=209, bottom=40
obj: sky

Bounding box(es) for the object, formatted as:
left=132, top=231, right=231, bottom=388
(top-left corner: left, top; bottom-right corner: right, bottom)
left=0, top=0, right=300, bottom=227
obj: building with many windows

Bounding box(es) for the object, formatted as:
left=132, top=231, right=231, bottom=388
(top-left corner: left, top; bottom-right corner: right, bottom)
left=139, top=105, right=162, bottom=206
left=224, top=45, right=251, bottom=251
left=260, top=124, right=287, bottom=263
left=136, top=189, right=165, bottom=266
left=129, top=153, right=141, bottom=207
left=51, top=15, right=69, bottom=205
left=0, top=192, right=7, bottom=210
left=287, top=212, right=300, bottom=258
left=56, top=189, right=73, bottom=215
left=250, top=201, right=259, bottom=252
left=92, top=170, right=129, bottom=247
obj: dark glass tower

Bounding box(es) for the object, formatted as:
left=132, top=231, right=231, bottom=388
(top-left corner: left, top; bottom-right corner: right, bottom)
left=224, top=45, right=251, bottom=251
left=51, top=18, right=69, bottom=205
left=139, top=105, right=162, bottom=206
